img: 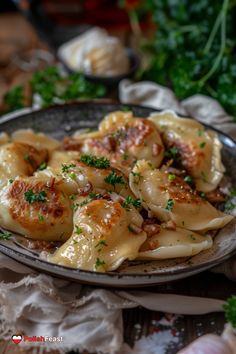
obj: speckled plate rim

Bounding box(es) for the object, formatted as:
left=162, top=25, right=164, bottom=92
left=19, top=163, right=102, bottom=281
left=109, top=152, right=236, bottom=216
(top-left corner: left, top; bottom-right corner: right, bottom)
left=0, top=102, right=235, bottom=286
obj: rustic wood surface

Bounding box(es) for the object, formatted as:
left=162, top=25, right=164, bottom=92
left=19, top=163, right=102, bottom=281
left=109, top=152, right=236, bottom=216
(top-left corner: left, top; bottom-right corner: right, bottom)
left=0, top=11, right=235, bottom=354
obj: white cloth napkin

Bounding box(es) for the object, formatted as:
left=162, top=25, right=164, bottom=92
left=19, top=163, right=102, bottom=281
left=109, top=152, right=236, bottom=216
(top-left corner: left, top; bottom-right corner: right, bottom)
left=119, top=79, right=236, bottom=140
left=0, top=254, right=226, bottom=354
left=0, top=80, right=236, bottom=354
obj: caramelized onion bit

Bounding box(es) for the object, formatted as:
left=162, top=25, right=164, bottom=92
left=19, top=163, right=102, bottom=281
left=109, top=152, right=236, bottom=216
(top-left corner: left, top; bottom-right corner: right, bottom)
left=77, top=182, right=92, bottom=196
left=162, top=220, right=177, bottom=230
left=143, top=224, right=161, bottom=237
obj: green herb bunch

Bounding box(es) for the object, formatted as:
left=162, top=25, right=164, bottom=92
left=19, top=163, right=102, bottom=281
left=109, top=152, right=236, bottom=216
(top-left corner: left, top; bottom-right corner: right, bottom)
left=3, top=66, right=106, bottom=112
left=224, top=295, right=236, bottom=328
left=140, top=0, right=236, bottom=119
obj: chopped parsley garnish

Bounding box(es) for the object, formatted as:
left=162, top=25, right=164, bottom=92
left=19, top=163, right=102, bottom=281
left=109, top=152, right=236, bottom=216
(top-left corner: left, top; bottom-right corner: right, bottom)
left=230, top=187, right=236, bottom=197
left=128, top=225, right=137, bottom=233
left=38, top=162, right=47, bottom=171
left=75, top=225, right=83, bottom=235
left=148, top=162, right=154, bottom=169
left=199, top=142, right=206, bottom=148
left=89, top=192, right=101, bottom=199
left=104, top=170, right=125, bottom=187
left=198, top=129, right=204, bottom=137
left=71, top=203, right=79, bottom=211
left=95, top=240, right=108, bottom=252
left=61, top=163, right=76, bottom=173
left=38, top=214, right=45, bottom=221
left=24, top=154, right=33, bottom=164
left=168, top=174, right=176, bottom=182
left=160, top=124, right=167, bottom=129
left=8, top=179, right=14, bottom=184
left=164, top=147, right=178, bottom=159
left=95, top=257, right=106, bottom=269
left=68, top=172, right=76, bottom=180
left=184, top=175, right=193, bottom=184
left=0, top=231, right=12, bottom=240
left=223, top=296, right=236, bottom=329
left=80, top=154, right=110, bottom=169
left=123, top=152, right=129, bottom=160
left=131, top=171, right=143, bottom=184
left=165, top=199, right=174, bottom=211
left=200, top=192, right=206, bottom=199
left=224, top=200, right=236, bottom=211
left=24, top=190, right=47, bottom=203
left=69, top=194, right=76, bottom=200
left=189, top=234, right=196, bottom=241
left=122, top=196, right=141, bottom=210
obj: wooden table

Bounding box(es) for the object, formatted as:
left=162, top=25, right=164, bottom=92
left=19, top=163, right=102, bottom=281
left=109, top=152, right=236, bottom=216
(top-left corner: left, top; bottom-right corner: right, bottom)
left=0, top=11, right=235, bottom=354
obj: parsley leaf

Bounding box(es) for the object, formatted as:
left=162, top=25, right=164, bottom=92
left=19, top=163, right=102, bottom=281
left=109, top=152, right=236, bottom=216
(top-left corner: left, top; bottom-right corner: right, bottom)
left=199, top=142, right=206, bottom=148
left=61, top=163, right=76, bottom=173
left=104, top=170, right=125, bottom=187
left=168, top=174, right=176, bottom=182
left=3, top=85, right=24, bottom=112
left=38, top=162, right=47, bottom=171
left=164, top=147, right=178, bottom=159
left=165, top=199, right=174, bottom=211
left=122, top=196, right=141, bottom=210
left=80, top=154, right=110, bottom=169
left=95, top=258, right=106, bottom=270
left=38, top=214, right=45, bottom=221
left=95, top=240, right=108, bottom=252
left=224, top=200, right=236, bottom=211
left=184, top=175, right=193, bottom=184
left=223, top=296, right=236, bottom=329
left=0, top=232, right=12, bottom=240
left=24, top=190, right=47, bottom=203
left=75, top=225, right=83, bottom=235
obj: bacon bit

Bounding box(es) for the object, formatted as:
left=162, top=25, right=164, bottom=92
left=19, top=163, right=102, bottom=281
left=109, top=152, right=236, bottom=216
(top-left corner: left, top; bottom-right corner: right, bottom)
left=205, top=189, right=226, bottom=203
left=148, top=240, right=159, bottom=250
left=143, top=224, right=161, bottom=237
left=143, top=217, right=159, bottom=225
left=162, top=220, right=177, bottom=230
left=77, top=182, right=92, bottom=196
left=26, top=240, right=62, bottom=251
left=102, top=136, right=117, bottom=152
left=152, top=143, right=162, bottom=156
left=46, top=177, right=55, bottom=189
left=128, top=223, right=143, bottom=234
left=64, top=137, right=82, bottom=151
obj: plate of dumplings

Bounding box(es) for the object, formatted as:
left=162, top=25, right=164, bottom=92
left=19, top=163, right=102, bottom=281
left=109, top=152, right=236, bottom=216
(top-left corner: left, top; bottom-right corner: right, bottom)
left=0, top=102, right=235, bottom=287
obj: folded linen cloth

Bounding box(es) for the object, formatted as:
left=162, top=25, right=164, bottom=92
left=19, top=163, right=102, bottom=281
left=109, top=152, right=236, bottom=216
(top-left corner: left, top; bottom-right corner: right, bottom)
left=119, top=79, right=236, bottom=140
left=0, top=253, right=226, bottom=354
left=0, top=81, right=236, bottom=353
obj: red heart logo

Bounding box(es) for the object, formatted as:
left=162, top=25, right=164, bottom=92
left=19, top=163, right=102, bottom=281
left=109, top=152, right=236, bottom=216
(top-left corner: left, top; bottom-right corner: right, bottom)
left=12, top=335, right=22, bottom=344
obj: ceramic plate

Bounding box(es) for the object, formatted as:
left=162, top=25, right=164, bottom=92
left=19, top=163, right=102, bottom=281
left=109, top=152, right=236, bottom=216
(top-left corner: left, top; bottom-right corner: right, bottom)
left=0, top=102, right=235, bottom=287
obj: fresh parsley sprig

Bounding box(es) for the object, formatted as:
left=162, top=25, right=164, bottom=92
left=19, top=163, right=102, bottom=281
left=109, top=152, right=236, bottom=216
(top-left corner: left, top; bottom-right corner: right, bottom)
left=122, top=196, right=142, bottom=210
left=80, top=154, right=110, bottom=169
left=0, top=232, right=12, bottom=240
left=24, top=190, right=47, bottom=204
left=104, top=170, right=125, bottom=187
left=223, top=295, right=236, bottom=328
